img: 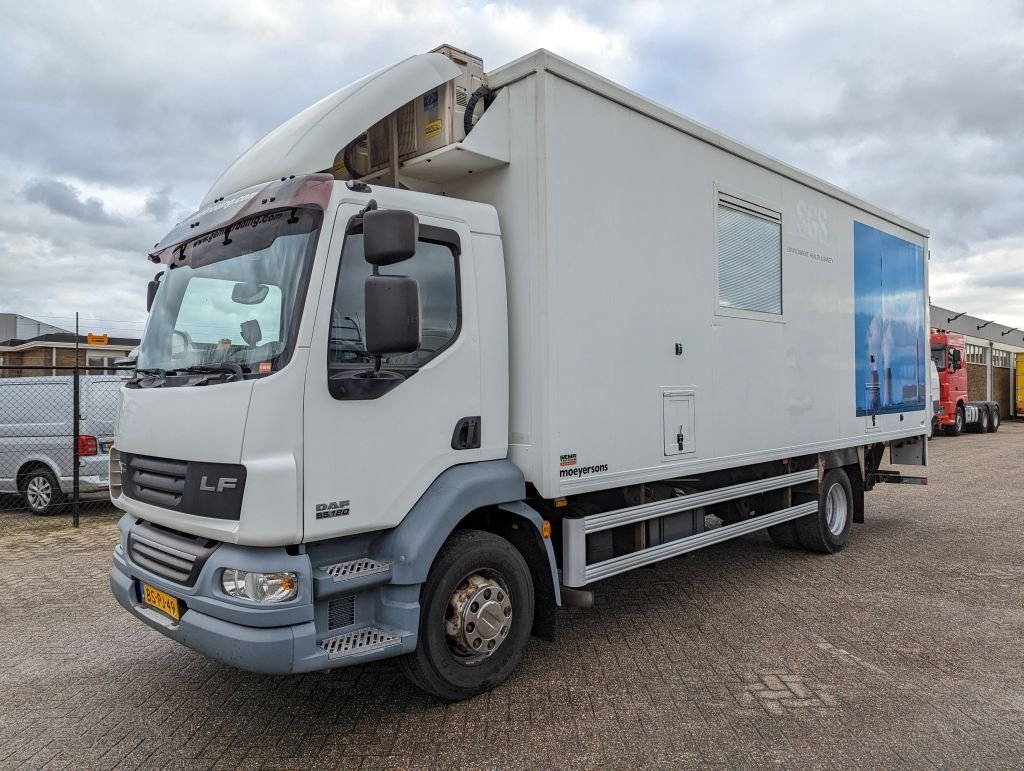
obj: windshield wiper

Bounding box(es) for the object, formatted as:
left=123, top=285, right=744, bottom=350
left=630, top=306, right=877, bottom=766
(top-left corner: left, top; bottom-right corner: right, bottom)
left=127, top=367, right=166, bottom=387
left=167, top=363, right=246, bottom=384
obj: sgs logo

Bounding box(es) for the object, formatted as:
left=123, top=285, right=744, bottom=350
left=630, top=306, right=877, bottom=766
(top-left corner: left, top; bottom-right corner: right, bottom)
left=796, top=199, right=829, bottom=245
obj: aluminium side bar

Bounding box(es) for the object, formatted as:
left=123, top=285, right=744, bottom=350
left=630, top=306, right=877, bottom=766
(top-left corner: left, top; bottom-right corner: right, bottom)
left=583, top=501, right=818, bottom=583
left=584, top=468, right=818, bottom=534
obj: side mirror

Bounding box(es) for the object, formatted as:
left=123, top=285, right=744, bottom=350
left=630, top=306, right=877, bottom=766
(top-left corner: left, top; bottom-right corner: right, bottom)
left=363, top=209, right=418, bottom=266
left=951, top=349, right=963, bottom=370
left=146, top=271, right=163, bottom=312
left=364, top=275, right=421, bottom=354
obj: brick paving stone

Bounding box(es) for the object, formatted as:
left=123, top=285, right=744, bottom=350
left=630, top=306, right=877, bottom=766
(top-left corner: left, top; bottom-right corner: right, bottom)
left=1, top=426, right=1024, bottom=767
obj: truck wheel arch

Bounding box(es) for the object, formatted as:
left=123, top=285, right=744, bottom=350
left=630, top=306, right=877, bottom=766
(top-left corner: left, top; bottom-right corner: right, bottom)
left=369, top=460, right=561, bottom=638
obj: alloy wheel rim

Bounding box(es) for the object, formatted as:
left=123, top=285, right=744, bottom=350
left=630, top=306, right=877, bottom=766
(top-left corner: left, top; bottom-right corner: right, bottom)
left=26, top=476, right=52, bottom=510
left=825, top=482, right=848, bottom=536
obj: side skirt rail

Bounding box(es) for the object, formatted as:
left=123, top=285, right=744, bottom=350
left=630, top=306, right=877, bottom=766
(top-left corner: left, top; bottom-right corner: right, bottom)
left=563, top=500, right=819, bottom=587
left=581, top=468, right=818, bottom=535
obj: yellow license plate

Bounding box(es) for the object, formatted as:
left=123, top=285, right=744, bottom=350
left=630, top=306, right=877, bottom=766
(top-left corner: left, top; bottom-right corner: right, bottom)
left=142, top=583, right=181, bottom=621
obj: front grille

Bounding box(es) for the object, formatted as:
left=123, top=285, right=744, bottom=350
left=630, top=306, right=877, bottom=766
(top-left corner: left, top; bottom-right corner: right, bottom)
left=127, top=455, right=187, bottom=508
left=120, top=452, right=246, bottom=520
left=129, top=533, right=195, bottom=583
left=126, top=519, right=219, bottom=586
left=328, top=596, right=355, bottom=630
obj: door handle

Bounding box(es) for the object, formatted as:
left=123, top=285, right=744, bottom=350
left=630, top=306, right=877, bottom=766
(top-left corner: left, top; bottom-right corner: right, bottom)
left=451, top=416, right=482, bottom=450
left=677, top=426, right=685, bottom=451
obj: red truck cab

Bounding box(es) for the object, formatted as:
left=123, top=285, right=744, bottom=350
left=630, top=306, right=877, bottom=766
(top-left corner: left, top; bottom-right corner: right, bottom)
left=930, top=331, right=1001, bottom=435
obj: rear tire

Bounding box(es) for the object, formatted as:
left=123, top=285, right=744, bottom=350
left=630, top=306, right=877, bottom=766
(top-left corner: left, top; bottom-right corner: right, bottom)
left=767, top=522, right=799, bottom=548
left=20, top=467, right=64, bottom=516
left=794, top=468, right=853, bottom=554
left=944, top=405, right=965, bottom=436
left=988, top=406, right=1000, bottom=433
left=399, top=529, right=534, bottom=701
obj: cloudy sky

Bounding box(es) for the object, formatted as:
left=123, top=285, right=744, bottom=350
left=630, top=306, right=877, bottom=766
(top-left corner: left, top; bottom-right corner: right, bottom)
left=2, top=0, right=1022, bottom=339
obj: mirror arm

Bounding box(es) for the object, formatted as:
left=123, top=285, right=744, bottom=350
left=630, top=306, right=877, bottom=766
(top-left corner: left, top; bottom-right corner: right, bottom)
left=369, top=261, right=383, bottom=376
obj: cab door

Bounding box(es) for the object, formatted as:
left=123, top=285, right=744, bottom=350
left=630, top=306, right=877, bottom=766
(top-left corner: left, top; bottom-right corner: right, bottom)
left=302, top=202, right=482, bottom=540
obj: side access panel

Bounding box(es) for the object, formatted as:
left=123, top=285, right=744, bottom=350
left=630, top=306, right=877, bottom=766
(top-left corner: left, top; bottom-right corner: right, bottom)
left=663, top=390, right=696, bottom=457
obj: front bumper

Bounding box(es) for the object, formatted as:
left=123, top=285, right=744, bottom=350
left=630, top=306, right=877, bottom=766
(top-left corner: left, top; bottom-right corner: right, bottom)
left=110, top=550, right=321, bottom=674
left=109, top=514, right=417, bottom=674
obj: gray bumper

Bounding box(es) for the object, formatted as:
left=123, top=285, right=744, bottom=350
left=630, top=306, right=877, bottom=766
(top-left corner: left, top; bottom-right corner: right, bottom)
left=110, top=545, right=328, bottom=674
left=109, top=514, right=417, bottom=674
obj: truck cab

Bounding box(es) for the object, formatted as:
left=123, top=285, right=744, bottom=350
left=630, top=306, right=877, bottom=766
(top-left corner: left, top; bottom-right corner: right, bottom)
left=929, top=330, right=1000, bottom=435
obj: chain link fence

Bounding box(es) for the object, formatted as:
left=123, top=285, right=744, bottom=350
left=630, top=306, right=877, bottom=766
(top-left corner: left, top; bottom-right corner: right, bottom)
left=0, top=364, right=131, bottom=535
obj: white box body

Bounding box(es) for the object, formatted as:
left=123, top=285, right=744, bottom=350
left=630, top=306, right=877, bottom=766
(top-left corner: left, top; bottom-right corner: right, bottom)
left=442, top=51, right=929, bottom=499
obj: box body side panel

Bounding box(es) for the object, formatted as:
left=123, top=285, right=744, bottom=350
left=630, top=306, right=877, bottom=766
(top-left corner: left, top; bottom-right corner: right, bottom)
left=445, top=69, right=929, bottom=498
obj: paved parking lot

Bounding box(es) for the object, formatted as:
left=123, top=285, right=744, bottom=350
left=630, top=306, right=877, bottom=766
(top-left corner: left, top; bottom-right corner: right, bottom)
left=2, top=425, right=1023, bottom=769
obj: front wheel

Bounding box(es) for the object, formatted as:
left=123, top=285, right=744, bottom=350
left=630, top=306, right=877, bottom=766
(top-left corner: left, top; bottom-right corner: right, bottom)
left=794, top=468, right=853, bottom=553
left=944, top=405, right=965, bottom=436
left=399, top=529, right=534, bottom=701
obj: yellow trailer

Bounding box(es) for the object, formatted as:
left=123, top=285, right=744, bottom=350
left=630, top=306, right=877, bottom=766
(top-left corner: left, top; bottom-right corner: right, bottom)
left=1017, top=352, right=1024, bottom=417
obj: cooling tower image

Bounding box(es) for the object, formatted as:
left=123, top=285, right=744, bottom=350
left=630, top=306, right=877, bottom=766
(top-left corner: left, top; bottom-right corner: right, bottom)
left=853, top=222, right=926, bottom=417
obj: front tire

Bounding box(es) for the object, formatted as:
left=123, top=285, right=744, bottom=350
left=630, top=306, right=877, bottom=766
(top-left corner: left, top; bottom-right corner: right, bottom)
left=21, top=468, right=64, bottom=516
left=944, top=405, right=965, bottom=436
left=794, top=468, right=853, bottom=553
left=399, top=529, right=534, bottom=701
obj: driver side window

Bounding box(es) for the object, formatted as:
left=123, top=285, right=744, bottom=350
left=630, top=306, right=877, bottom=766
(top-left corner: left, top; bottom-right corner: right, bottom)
left=328, top=233, right=460, bottom=370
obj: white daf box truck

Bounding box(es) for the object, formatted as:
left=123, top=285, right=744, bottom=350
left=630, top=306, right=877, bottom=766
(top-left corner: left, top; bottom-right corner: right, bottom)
left=110, top=45, right=930, bottom=700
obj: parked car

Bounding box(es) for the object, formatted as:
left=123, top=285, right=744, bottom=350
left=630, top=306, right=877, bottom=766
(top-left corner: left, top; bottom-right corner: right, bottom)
left=0, top=375, right=121, bottom=514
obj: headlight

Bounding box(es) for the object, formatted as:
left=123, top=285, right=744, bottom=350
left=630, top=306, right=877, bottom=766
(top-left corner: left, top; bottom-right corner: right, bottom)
left=221, top=569, right=298, bottom=603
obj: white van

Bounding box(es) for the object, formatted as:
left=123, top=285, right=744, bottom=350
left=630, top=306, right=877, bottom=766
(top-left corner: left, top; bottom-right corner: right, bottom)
left=0, top=375, right=121, bottom=514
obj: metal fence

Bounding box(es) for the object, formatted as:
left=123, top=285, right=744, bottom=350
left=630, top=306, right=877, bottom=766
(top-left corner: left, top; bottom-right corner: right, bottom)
left=0, top=364, right=131, bottom=533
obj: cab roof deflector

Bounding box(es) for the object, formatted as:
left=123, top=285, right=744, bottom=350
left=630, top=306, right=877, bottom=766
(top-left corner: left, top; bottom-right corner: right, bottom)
left=201, top=53, right=462, bottom=207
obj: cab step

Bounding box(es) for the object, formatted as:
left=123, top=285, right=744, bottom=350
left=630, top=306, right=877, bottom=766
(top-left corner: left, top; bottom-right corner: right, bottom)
left=318, top=626, right=402, bottom=659
left=321, top=557, right=392, bottom=582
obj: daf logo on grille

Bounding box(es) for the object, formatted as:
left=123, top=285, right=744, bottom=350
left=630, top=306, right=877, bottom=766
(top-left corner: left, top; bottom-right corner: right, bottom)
left=199, top=476, right=238, bottom=493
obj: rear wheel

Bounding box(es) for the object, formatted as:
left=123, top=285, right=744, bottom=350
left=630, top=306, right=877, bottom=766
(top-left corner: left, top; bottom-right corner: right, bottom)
left=794, top=468, right=853, bottom=554
left=20, top=467, right=64, bottom=516
left=399, top=529, right=534, bottom=701
left=978, top=408, right=990, bottom=433
left=767, top=522, right=799, bottom=548
left=988, top=406, right=1000, bottom=433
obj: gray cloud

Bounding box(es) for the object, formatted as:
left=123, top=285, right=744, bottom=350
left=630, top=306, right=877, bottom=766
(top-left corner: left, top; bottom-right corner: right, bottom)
left=0, top=0, right=1022, bottom=331
left=144, top=186, right=176, bottom=222
left=23, top=179, right=122, bottom=226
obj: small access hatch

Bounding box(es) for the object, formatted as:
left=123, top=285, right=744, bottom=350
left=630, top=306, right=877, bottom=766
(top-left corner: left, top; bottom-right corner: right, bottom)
left=663, top=389, right=696, bottom=456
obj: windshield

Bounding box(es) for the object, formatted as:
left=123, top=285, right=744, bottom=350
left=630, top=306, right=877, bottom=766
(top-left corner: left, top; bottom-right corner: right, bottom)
left=930, top=344, right=947, bottom=372
left=136, top=208, right=322, bottom=383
